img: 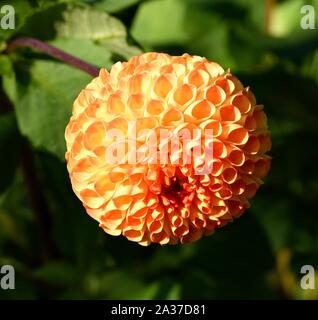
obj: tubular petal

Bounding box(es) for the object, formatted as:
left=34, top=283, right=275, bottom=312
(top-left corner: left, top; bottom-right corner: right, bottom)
left=65, top=52, right=271, bottom=246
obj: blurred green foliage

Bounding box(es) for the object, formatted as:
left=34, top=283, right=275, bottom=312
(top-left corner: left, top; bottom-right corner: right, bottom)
left=0, top=0, right=318, bottom=299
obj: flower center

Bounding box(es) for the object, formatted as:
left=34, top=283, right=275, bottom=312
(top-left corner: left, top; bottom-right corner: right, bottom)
left=160, top=176, right=196, bottom=210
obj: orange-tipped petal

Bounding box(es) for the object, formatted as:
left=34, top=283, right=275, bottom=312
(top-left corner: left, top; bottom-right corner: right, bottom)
left=65, top=52, right=271, bottom=246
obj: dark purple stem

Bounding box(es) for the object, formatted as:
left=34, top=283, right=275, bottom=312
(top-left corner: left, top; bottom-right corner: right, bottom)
left=7, top=37, right=100, bottom=77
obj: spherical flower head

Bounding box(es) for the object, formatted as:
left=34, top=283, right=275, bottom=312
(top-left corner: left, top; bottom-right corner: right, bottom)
left=65, top=52, right=271, bottom=246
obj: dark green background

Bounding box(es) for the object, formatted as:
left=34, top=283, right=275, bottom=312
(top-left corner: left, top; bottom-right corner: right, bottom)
left=0, top=0, right=317, bottom=299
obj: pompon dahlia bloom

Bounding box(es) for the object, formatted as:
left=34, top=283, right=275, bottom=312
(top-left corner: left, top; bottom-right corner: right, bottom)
left=65, top=52, right=271, bottom=246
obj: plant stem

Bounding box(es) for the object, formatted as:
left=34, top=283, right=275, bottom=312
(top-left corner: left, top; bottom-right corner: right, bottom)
left=264, top=0, right=277, bottom=34
left=21, top=141, right=61, bottom=262
left=6, top=37, right=100, bottom=77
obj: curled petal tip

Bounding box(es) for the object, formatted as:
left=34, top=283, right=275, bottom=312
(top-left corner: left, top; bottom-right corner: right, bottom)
left=65, top=52, right=271, bottom=246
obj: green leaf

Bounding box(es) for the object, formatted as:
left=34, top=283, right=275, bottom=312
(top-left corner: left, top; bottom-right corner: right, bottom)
left=49, top=38, right=113, bottom=68
left=20, top=4, right=142, bottom=59
left=131, top=0, right=188, bottom=47
left=84, top=271, right=149, bottom=299
left=34, top=261, right=78, bottom=286
left=17, top=3, right=69, bottom=40
left=0, top=54, right=12, bottom=75
left=2, top=71, right=17, bottom=104
left=14, top=60, right=92, bottom=160
left=10, top=4, right=143, bottom=160
left=98, top=37, right=142, bottom=60
left=93, top=0, right=141, bottom=13
left=132, top=0, right=266, bottom=69
left=56, top=5, right=126, bottom=40
left=184, top=10, right=234, bottom=68
left=0, top=113, right=22, bottom=194
left=0, top=41, right=6, bottom=52
left=165, top=283, right=181, bottom=299
left=55, top=5, right=142, bottom=59
left=36, top=0, right=58, bottom=7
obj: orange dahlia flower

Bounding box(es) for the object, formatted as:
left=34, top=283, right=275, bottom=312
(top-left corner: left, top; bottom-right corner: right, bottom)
left=65, top=52, right=271, bottom=246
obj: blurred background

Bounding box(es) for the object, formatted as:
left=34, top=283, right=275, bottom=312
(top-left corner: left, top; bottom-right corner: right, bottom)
left=0, top=0, right=318, bottom=299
